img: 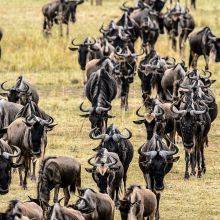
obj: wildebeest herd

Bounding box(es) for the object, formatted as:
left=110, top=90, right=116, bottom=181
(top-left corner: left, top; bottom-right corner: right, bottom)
left=0, top=0, right=219, bottom=219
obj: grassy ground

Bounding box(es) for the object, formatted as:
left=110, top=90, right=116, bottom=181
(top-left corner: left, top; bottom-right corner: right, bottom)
left=0, top=0, right=220, bottom=219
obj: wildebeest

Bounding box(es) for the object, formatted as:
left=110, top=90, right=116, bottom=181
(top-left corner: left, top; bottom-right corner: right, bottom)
left=138, top=121, right=179, bottom=219
left=73, top=188, right=115, bottom=220
left=79, top=68, right=117, bottom=133
left=0, top=140, right=21, bottom=195
left=1, top=115, right=56, bottom=189
left=164, top=3, right=195, bottom=55
left=69, top=38, right=103, bottom=70
left=119, top=184, right=157, bottom=220
left=171, top=79, right=212, bottom=179
left=85, top=148, right=124, bottom=203
left=49, top=202, right=85, bottom=220
left=42, top=0, right=84, bottom=36
left=114, top=47, right=140, bottom=110
left=189, top=27, right=220, bottom=70
left=37, top=156, right=81, bottom=209
left=0, top=28, right=2, bottom=59
left=90, top=124, right=133, bottom=189
left=1, top=76, right=39, bottom=105
left=4, top=199, right=43, bottom=220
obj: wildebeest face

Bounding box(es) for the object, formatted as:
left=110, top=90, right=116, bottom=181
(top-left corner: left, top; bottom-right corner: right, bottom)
left=30, top=122, right=45, bottom=156
left=0, top=157, right=11, bottom=194
left=149, top=154, right=167, bottom=191
left=179, top=112, right=195, bottom=150
left=78, top=45, right=89, bottom=70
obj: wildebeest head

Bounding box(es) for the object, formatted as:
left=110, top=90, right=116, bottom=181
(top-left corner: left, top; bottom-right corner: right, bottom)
left=119, top=184, right=142, bottom=220
left=139, top=139, right=179, bottom=191
left=89, top=124, right=132, bottom=152
left=69, top=37, right=99, bottom=70
left=85, top=149, right=118, bottom=193
left=73, top=188, right=96, bottom=214
left=1, top=81, right=30, bottom=104
left=208, top=35, right=220, bottom=62
left=171, top=93, right=207, bottom=151
left=0, top=145, right=21, bottom=194
left=23, top=115, right=56, bottom=156
left=79, top=102, right=114, bottom=133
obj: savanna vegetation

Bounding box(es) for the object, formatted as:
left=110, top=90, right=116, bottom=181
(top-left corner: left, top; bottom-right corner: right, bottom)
left=0, top=0, right=220, bottom=219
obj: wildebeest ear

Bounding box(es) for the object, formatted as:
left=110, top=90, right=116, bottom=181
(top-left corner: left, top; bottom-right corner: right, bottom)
left=133, top=119, right=145, bottom=124
left=11, top=163, right=23, bottom=168
left=69, top=47, right=78, bottom=51
left=46, top=124, right=58, bottom=131
left=110, top=167, right=120, bottom=172
left=85, top=168, right=93, bottom=173
left=0, top=92, right=8, bottom=97
left=211, top=79, right=216, bottom=84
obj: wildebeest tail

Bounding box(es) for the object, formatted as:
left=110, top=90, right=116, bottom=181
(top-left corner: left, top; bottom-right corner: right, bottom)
left=189, top=50, right=193, bottom=68
left=43, top=18, right=47, bottom=31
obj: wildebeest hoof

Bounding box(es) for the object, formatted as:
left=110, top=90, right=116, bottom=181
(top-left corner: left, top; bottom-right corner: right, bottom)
left=190, top=171, right=196, bottom=176
left=184, top=173, right=190, bottom=180
left=22, top=184, right=27, bottom=190
left=202, top=167, right=206, bottom=174
left=197, top=172, right=202, bottom=178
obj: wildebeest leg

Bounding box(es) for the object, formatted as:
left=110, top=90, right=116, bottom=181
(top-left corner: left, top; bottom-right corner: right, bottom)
left=192, top=54, right=199, bottom=69
left=204, top=54, right=209, bottom=70
left=179, top=32, right=184, bottom=58
left=53, top=186, right=60, bottom=203
left=63, top=188, right=70, bottom=206
left=19, top=168, right=23, bottom=186
left=197, top=148, right=202, bottom=178
left=115, top=186, right=120, bottom=204
left=201, top=145, right=206, bottom=173
left=66, top=23, right=69, bottom=36
left=22, top=158, right=30, bottom=189
left=155, top=192, right=160, bottom=220
left=190, top=152, right=196, bottom=176
left=125, top=86, right=129, bottom=111
left=184, top=151, right=190, bottom=179
left=31, top=158, right=37, bottom=181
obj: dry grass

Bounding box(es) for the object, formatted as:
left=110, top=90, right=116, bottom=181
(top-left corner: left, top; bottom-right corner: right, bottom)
left=0, top=0, right=220, bottom=219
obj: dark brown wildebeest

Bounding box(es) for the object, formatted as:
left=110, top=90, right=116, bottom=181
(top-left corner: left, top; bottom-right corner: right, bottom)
left=90, top=124, right=133, bottom=190
left=0, top=139, right=21, bottom=195
left=4, top=199, right=43, bottom=220
left=1, top=115, right=56, bottom=189
left=73, top=188, right=115, bottom=220
left=139, top=120, right=179, bottom=219
left=85, top=148, right=124, bottom=203
left=42, top=0, right=84, bottom=36
left=189, top=27, right=220, bottom=70
left=37, top=156, right=81, bottom=211
left=119, top=184, right=157, bottom=220
left=79, top=68, right=117, bottom=133
left=1, top=76, right=39, bottom=105
left=0, top=28, right=2, bottom=59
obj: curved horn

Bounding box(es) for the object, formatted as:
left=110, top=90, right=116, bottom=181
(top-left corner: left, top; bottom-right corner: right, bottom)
left=71, top=38, right=81, bottom=47
left=89, top=129, right=108, bottom=140
left=88, top=155, right=96, bottom=166
left=96, top=106, right=111, bottom=113
left=18, top=83, right=29, bottom=93
left=117, top=128, right=132, bottom=139
left=1, top=145, right=21, bottom=159
left=154, top=105, right=164, bottom=117
left=85, top=37, right=96, bottom=46
left=159, top=145, right=179, bottom=157
left=1, top=81, right=10, bottom=91
left=99, top=24, right=109, bottom=34
left=79, top=102, right=90, bottom=113
left=136, top=106, right=145, bottom=118
left=190, top=108, right=206, bottom=116
left=107, top=156, right=118, bottom=168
